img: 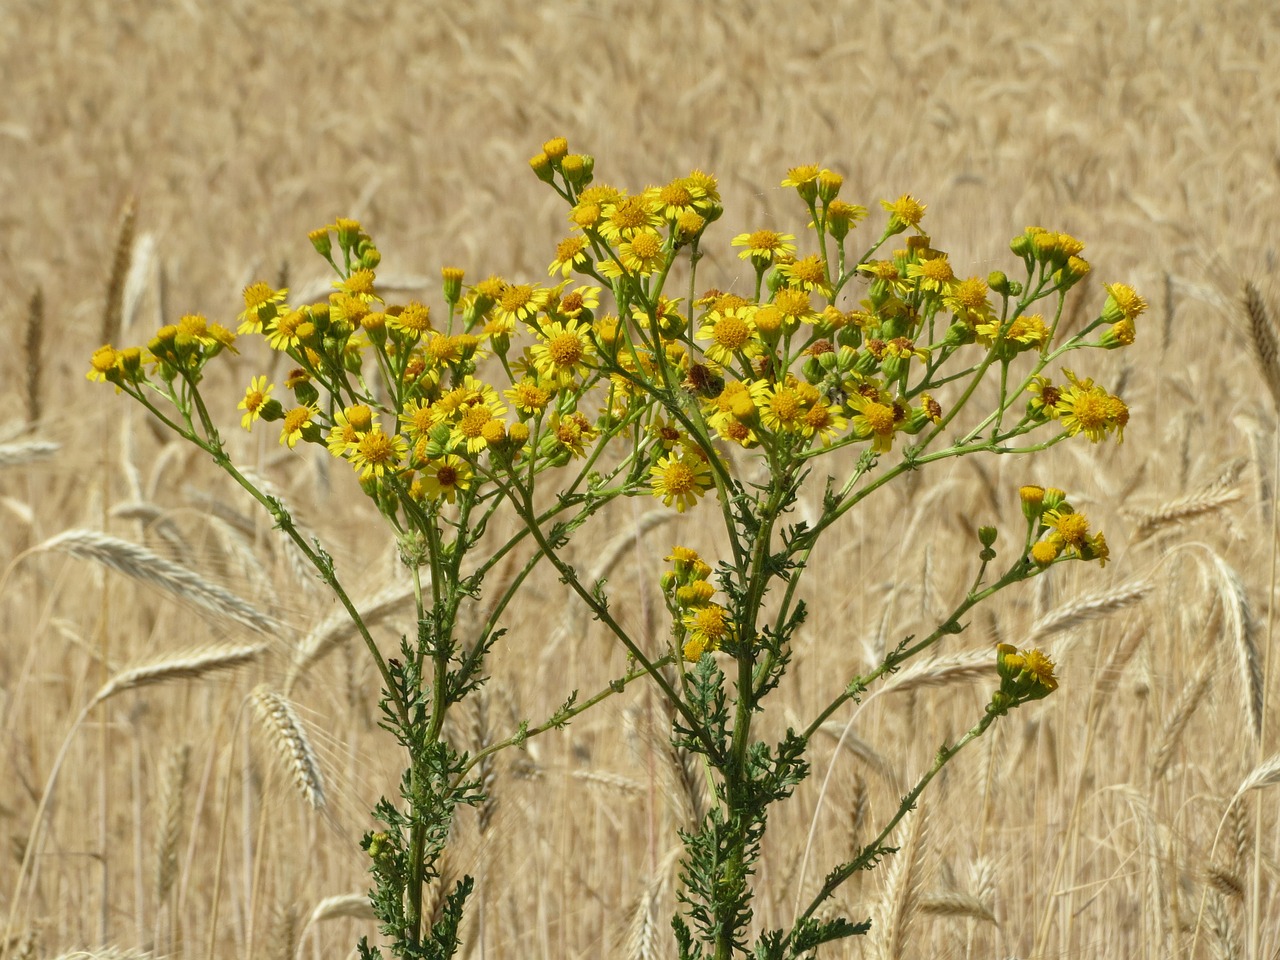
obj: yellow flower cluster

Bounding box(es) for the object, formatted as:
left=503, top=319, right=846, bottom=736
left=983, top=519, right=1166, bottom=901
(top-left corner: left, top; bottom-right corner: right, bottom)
left=87, top=138, right=1143, bottom=522
left=660, top=546, right=732, bottom=661
left=1020, top=485, right=1109, bottom=567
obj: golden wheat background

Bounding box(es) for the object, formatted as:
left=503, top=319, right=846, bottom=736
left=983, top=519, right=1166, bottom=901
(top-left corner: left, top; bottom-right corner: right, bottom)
left=3, top=1, right=1279, bottom=957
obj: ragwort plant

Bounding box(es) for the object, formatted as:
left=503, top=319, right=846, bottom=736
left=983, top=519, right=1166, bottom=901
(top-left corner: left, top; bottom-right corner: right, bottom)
left=88, top=137, right=1140, bottom=958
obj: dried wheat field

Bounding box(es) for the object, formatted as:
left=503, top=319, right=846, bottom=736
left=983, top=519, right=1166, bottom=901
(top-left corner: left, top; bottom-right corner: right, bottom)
left=2, top=1, right=1279, bottom=958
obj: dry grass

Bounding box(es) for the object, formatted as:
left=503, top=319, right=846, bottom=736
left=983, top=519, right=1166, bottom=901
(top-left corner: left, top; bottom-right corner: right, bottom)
left=3, top=1, right=1280, bottom=957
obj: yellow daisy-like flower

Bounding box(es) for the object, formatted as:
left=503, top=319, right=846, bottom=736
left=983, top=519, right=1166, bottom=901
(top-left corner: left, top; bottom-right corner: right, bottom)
left=905, top=254, right=955, bottom=293
left=549, top=235, right=592, bottom=278
left=492, top=283, right=552, bottom=333
left=335, top=268, right=383, bottom=302
left=598, top=195, right=663, bottom=242
left=775, top=254, right=830, bottom=294
left=347, top=426, right=408, bottom=480
left=880, top=194, right=927, bottom=232
left=704, top=378, right=768, bottom=431
left=615, top=227, right=667, bottom=277
left=731, top=229, right=798, bottom=264
left=531, top=318, right=595, bottom=389
left=644, top=177, right=707, bottom=221
left=399, top=398, right=440, bottom=438
left=556, top=284, right=600, bottom=320
left=650, top=445, right=713, bottom=513
left=237, top=282, right=288, bottom=334
left=760, top=379, right=812, bottom=435
left=87, top=345, right=119, bottom=383
left=1043, top=507, right=1090, bottom=551
left=448, top=401, right=506, bottom=455
left=416, top=454, right=472, bottom=504
left=647, top=413, right=685, bottom=451
left=266, top=309, right=307, bottom=352
left=280, top=405, right=318, bottom=449
left=388, top=302, right=433, bottom=339
left=780, top=164, right=821, bottom=200
left=1055, top=370, right=1113, bottom=443
left=549, top=411, right=598, bottom=459
left=801, top=401, right=848, bottom=446
left=696, top=306, right=761, bottom=367
left=505, top=378, right=553, bottom=417
left=682, top=602, right=733, bottom=661
left=1101, top=282, right=1148, bottom=324
left=238, top=376, right=273, bottom=431
left=943, top=276, right=995, bottom=325
left=847, top=391, right=899, bottom=453
left=773, top=287, right=818, bottom=327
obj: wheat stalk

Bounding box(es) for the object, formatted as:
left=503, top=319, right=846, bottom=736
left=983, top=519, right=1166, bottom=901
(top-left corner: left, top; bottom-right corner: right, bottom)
left=249, top=686, right=326, bottom=810
left=34, top=529, right=278, bottom=635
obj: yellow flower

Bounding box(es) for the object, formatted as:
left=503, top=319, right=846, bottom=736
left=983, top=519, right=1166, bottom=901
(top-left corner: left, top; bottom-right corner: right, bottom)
left=492, top=283, right=552, bottom=332
left=905, top=254, right=955, bottom=293
left=775, top=254, right=831, bottom=295
left=549, top=235, right=591, bottom=278
left=682, top=602, right=732, bottom=660
left=880, top=194, right=927, bottom=233
left=87, top=345, right=119, bottom=383
left=417, top=454, right=472, bottom=504
left=238, top=376, right=273, bottom=430
left=696, top=306, right=761, bottom=367
left=280, top=405, right=318, bottom=448
left=531, top=318, right=595, bottom=388
left=1056, top=370, right=1114, bottom=443
left=615, top=227, right=667, bottom=276
left=731, top=229, right=797, bottom=264
left=645, top=177, right=707, bottom=221
left=237, top=282, right=288, bottom=334
left=598, top=195, right=662, bottom=242
left=847, top=390, right=900, bottom=453
left=650, top=445, right=713, bottom=513
left=1101, top=282, right=1148, bottom=323
left=347, top=427, right=408, bottom=480
left=505, top=378, right=553, bottom=417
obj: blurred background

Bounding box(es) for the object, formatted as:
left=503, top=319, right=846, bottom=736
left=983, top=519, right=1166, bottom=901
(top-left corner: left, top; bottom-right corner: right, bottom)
left=2, top=1, right=1279, bottom=957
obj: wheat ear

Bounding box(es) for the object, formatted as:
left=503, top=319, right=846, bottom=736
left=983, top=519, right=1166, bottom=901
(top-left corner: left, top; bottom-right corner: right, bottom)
left=878, top=807, right=928, bottom=960
left=100, top=196, right=137, bottom=347
left=93, top=644, right=265, bottom=706
left=249, top=686, right=326, bottom=810
left=24, top=287, right=42, bottom=428
left=0, top=441, right=59, bottom=468
left=286, top=582, right=416, bottom=691
left=33, top=529, right=277, bottom=635
left=1244, top=281, right=1280, bottom=408
left=918, top=891, right=996, bottom=923
left=1025, top=578, right=1152, bottom=644
left=154, top=743, right=190, bottom=905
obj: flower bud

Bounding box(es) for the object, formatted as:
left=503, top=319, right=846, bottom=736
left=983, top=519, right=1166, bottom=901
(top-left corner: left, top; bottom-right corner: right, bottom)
left=987, top=270, right=1010, bottom=295
left=308, top=226, right=332, bottom=259
left=979, top=526, right=998, bottom=548
left=442, top=267, right=465, bottom=306
left=529, top=152, right=555, bottom=183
